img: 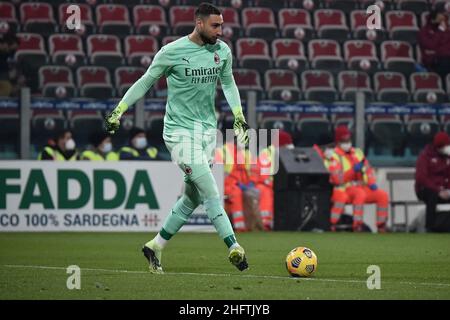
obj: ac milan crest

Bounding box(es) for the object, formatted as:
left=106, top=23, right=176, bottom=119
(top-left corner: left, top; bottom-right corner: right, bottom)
left=214, top=52, right=220, bottom=64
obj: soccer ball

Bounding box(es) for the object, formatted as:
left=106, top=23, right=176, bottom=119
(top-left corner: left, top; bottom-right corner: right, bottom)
left=285, top=247, right=318, bottom=277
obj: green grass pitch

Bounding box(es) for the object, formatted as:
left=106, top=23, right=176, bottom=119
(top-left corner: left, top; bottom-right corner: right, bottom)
left=0, top=232, right=449, bottom=299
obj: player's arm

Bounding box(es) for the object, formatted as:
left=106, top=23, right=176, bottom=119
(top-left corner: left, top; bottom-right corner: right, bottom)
left=105, top=47, right=171, bottom=134
left=219, top=48, right=249, bottom=145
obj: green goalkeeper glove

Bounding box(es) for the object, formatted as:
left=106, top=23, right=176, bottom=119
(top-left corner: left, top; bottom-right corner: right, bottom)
left=105, top=102, right=128, bottom=134
left=233, top=108, right=249, bottom=145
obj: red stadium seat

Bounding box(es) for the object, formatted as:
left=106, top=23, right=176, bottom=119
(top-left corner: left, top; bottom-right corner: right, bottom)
left=154, top=77, right=168, bottom=98
left=308, top=39, right=344, bottom=73
left=96, top=4, right=131, bottom=36
left=39, top=66, right=75, bottom=98
left=15, top=33, right=47, bottom=67
left=242, top=7, right=277, bottom=40
left=301, top=70, right=338, bottom=103
left=0, top=2, right=18, bottom=32
left=338, top=71, right=373, bottom=101
left=59, top=3, right=94, bottom=33
left=272, top=39, right=307, bottom=70
left=124, top=35, right=159, bottom=66
left=350, top=10, right=387, bottom=42
left=87, top=35, right=123, bottom=69
left=48, top=34, right=85, bottom=66
left=374, top=71, right=410, bottom=103
left=162, top=36, right=181, bottom=46
left=20, top=2, right=56, bottom=36
left=264, top=69, right=301, bottom=101
left=76, top=66, right=114, bottom=99
left=385, top=10, right=419, bottom=44
left=236, top=38, right=272, bottom=72
left=278, top=9, right=313, bottom=40
left=314, top=9, right=349, bottom=42
left=220, top=7, right=241, bottom=40
left=398, top=0, right=429, bottom=15
left=231, top=69, right=263, bottom=98
left=381, top=41, right=416, bottom=76
left=115, top=67, right=146, bottom=96
left=344, top=40, right=379, bottom=73
left=410, top=72, right=447, bottom=103
left=133, top=5, right=168, bottom=36
left=170, top=6, right=196, bottom=35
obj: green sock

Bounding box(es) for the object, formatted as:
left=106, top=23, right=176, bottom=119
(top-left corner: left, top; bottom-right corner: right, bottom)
left=203, top=197, right=236, bottom=247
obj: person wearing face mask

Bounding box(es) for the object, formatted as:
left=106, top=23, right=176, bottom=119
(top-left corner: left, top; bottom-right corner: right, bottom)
left=415, top=132, right=450, bottom=232
left=118, top=127, right=160, bottom=160
left=38, top=129, right=78, bottom=161
left=80, top=132, right=118, bottom=161
left=332, top=126, right=390, bottom=233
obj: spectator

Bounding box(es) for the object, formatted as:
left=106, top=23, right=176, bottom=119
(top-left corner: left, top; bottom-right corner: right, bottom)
left=118, top=127, right=161, bottom=160
left=38, top=129, right=78, bottom=161
left=415, top=132, right=450, bottom=232
left=418, top=5, right=450, bottom=81
left=80, top=131, right=118, bottom=161
left=0, top=24, right=20, bottom=97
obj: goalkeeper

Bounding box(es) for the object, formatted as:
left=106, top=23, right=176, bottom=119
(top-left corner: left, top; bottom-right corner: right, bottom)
left=105, top=3, right=249, bottom=273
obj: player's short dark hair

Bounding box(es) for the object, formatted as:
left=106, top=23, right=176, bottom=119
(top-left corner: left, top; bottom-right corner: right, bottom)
left=195, top=3, right=221, bottom=19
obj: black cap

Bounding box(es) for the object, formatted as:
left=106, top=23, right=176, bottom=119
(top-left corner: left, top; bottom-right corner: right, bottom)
left=129, top=127, right=145, bottom=141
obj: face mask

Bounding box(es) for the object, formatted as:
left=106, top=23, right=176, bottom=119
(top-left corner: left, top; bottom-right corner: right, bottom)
left=324, top=148, right=334, bottom=159
left=101, top=142, right=112, bottom=154
left=441, top=145, right=450, bottom=156
left=65, top=139, right=75, bottom=150
left=340, top=142, right=352, bottom=152
left=134, top=137, right=147, bottom=149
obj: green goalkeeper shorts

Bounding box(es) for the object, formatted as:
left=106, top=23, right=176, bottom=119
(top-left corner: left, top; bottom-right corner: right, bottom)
left=163, top=132, right=217, bottom=183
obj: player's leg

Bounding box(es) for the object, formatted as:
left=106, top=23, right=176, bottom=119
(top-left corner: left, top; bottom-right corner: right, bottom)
left=143, top=180, right=202, bottom=273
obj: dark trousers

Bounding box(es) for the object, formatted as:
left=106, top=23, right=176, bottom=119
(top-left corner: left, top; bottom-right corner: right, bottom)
left=417, top=188, right=450, bottom=232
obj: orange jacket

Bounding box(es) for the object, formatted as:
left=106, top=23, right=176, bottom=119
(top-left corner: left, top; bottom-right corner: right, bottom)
left=334, top=146, right=377, bottom=187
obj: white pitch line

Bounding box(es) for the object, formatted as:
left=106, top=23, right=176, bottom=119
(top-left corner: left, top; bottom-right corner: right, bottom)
left=3, top=264, right=450, bottom=288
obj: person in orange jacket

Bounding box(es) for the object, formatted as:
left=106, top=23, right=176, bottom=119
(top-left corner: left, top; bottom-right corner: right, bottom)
left=331, top=126, right=389, bottom=232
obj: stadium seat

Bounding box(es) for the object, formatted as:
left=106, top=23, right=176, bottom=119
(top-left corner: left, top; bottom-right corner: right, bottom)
left=367, top=112, right=405, bottom=156
left=314, top=9, right=349, bottom=43
left=30, top=109, right=66, bottom=149
left=231, top=69, right=263, bottom=99
left=0, top=109, right=19, bottom=159
left=405, top=106, right=440, bottom=155
left=133, top=5, right=169, bottom=37
left=15, top=33, right=48, bottom=68
left=301, top=70, right=338, bottom=103
left=170, top=6, right=196, bottom=35
left=338, top=71, right=374, bottom=101
left=397, top=0, right=429, bottom=15
left=325, top=0, right=359, bottom=14
left=20, top=2, right=57, bottom=36
left=330, top=102, right=354, bottom=128
left=264, top=69, right=301, bottom=101
left=350, top=10, right=387, bottom=43
left=115, top=67, right=146, bottom=96
left=87, top=35, right=124, bottom=70
left=272, top=39, right=307, bottom=70
left=59, top=3, right=94, bottom=34
left=294, top=113, right=332, bottom=147
left=124, top=35, right=159, bottom=66
left=0, top=2, right=18, bottom=32
left=68, top=110, right=105, bottom=148
left=374, top=71, right=410, bottom=103
left=381, top=41, right=416, bottom=76
left=278, top=8, right=314, bottom=41
left=385, top=10, right=419, bottom=44
left=162, top=36, right=181, bottom=46
left=48, top=34, right=85, bottom=67
left=154, top=77, right=168, bottom=98
left=76, top=66, right=114, bottom=99
left=39, top=66, right=76, bottom=98
left=220, top=6, right=241, bottom=40
left=146, top=111, right=166, bottom=151
left=236, top=38, right=272, bottom=72
left=308, top=39, right=344, bottom=74
left=258, top=113, right=294, bottom=134
left=410, top=72, right=447, bottom=103
left=344, top=40, right=379, bottom=74
left=420, top=11, right=429, bottom=27
left=96, top=4, right=132, bottom=36
left=242, top=7, right=278, bottom=40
